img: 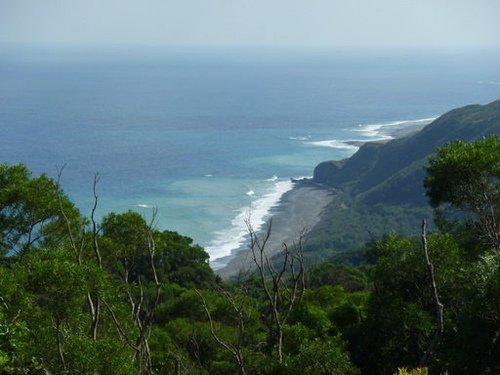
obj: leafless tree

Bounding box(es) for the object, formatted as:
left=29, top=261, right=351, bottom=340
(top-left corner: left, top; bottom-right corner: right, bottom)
left=419, top=219, right=444, bottom=367
left=477, top=190, right=499, bottom=251
left=196, top=288, right=248, bottom=375
left=246, top=218, right=305, bottom=364
left=104, top=207, right=162, bottom=375
left=57, top=167, right=102, bottom=340
left=57, top=168, right=162, bottom=373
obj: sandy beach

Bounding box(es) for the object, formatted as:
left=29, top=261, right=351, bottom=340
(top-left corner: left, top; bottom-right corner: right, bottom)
left=214, top=118, right=433, bottom=278
left=215, top=182, right=335, bottom=278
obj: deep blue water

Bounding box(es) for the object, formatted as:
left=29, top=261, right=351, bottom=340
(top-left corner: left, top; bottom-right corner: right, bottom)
left=1, top=47, right=499, bottom=263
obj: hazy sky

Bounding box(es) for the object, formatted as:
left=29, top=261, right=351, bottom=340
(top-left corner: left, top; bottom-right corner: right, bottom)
left=1, top=0, right=499, bottom=48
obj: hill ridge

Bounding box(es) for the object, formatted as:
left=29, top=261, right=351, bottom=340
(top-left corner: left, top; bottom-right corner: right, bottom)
left=313, top=99, right=500, bottom=206
left=303, top=99, right=500, bottom=260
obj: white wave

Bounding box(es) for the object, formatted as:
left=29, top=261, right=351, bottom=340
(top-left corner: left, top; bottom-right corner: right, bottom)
left=477, top=80, right=500, bottom=86
left=266, top=175, right=279, bottom=182
left=204, top=174, right=213, bottom=177
left=207, top=179, right=295, bottom=269
left=305, top=117, right=436, bottom=151
left=288, top=135, right=311, bottom=141
left=353, top=125, right=394, bottom=140
left=353, top=117, right=437, bottom=140
left=306, top=139, right=360, bottom=151
left=246, top=190, right=255, bottom=196
left=137, top=204, right=153, bottom=208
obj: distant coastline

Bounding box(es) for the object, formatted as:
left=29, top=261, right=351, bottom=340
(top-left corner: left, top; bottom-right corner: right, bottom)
left=3, top=49, right=497, bottom=256
left=213, top=116, right=436, bottom=277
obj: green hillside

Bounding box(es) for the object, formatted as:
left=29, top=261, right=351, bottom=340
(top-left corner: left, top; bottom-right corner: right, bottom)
left=305, top=100, right=500, bottom=260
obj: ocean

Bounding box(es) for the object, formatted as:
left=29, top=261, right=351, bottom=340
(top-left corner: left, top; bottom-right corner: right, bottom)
left=1, top=46, right=499, bottom=264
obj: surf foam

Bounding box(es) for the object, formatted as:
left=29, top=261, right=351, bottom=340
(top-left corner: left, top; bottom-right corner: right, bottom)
left=306, top=139, right=360, bottom=151
left=300, top=117, right=436, bottom=151
left=208, top=117, right=437, bottom=270
left=353, top=117, right=437, bottom=140
left=208, top=178, right=294, bottom=270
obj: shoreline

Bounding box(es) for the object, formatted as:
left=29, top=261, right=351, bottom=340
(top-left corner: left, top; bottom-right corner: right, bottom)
left=214, top=180, right=335, bottom=278
left=212, top=116, right=435, bottom=277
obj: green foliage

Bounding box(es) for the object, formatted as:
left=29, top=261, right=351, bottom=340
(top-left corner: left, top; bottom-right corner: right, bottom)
left=62, top=336, right=136, bottom=375
left=159, top=230, right=215, bottom=288
left=425, top=135, right=499, bottom=250
left=357, top=234, right=442, bottom=373
left=307, top=262, right=369, bottom=292
left=444, top=250, right=500, bottom=374
left=425, top=135, right=499, bottom=209
left=357, top=230, right=500, bottom=375
left=101, top=210, right=151, bottom=281
left=284, top=336, right=359, bottom=375
left=0, top=247, right=137, bottom=374
left=0, top=307, right=30, bottom=373
left=101, top=211, right=215, bottom=288
left=288, top=304, right=332, bottom=338
left=394, top=369, right=428, bottom=375
left=0, top=163, right=81, bottom=256
left=305, top=198, right=433, bottom=260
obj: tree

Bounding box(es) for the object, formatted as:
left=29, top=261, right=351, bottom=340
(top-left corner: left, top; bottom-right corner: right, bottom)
left=306, top=262, right=369, bottom=292
left=419, top=220, right=444, bottom=367
left=359, top=232, right=462, bottom=374
left=159, top=231, right=215, bottom=289
left=0, top=248, right=136, bottom=374
left=424, top=135, right=500, bottom=250
left=0, top=163, right=81, bottom=256
left=196, top=289, right=250, bottom=375
left=101, top=210, right=162, bottom=375
left=246, top=219, right=305, bottom=364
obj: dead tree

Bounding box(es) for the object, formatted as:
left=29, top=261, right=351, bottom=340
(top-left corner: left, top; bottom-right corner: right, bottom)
left=57, top=169, right=162, bottom=373
left=57, top=168, right=102, bottom=340
left=478, top=190, right=499, bottom=251
left=246, top=218, right=305, bottom=364
left=104, top=207, right=162, bottom=375
left=196, top=288, right=248, bottom=375
left=419, top=219, right=444, bottom=367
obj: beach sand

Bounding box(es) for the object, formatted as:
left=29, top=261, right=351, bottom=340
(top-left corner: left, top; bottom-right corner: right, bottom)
left=215, top=182, right=334, bottom=278
left=214, top=117, right=435, bottom=278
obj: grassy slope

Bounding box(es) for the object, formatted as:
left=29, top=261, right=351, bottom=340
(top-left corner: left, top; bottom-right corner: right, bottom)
left=305, top=100, right=500, bottom=262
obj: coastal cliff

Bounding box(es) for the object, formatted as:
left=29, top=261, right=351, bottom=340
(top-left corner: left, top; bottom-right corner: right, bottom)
left=314, top=100, right=500, bottom=205
left=305, top=100, right=500, bottom=262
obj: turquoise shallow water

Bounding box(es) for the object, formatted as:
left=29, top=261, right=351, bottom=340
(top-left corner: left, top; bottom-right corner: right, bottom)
left=1, top=47, right=499, bottom=264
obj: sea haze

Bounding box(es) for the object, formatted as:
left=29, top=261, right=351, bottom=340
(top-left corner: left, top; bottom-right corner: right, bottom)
left=1, top=47, right=499, bottom=264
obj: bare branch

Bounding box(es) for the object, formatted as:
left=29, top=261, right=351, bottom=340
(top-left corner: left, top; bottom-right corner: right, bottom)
left=57, top=166, right=101, bottom=339
left=245, top=217, right=306, bottom=364
left=102, top=299, right=138, bottom=352
left=56, top=165, right=77, bottom=255
left=419, top=219, right=444, bottom=367
left=91, top=173, right=102, bottom=269
left=196, top=289, right=247, bottom=375
left=54, top=315, right=67, bottom=372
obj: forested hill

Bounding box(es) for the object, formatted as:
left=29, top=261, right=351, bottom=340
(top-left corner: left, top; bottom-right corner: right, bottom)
left=303, top=100, right=500, bottom=261
left=313, top=100, right=500, bottom=206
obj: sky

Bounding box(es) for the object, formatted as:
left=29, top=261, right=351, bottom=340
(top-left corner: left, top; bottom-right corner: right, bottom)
left=0, top=0, right=499, bottom=48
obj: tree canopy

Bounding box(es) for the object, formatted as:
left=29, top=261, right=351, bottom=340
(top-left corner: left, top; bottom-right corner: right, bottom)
left=0, top=163, right=81, bottom=257
left=424, top=135, right=499, bottom=250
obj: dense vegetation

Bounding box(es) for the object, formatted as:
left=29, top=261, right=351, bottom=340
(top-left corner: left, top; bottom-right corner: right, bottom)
left=307, top=100, right=500, bottom=262
left=0, top=118, right=499, bottom=372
